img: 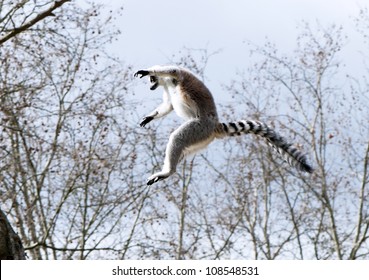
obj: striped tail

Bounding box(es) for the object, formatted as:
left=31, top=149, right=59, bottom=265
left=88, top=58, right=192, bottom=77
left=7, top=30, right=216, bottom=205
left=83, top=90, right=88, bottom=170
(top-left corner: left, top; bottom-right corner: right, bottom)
left=215, top=120, right=313, bottom=173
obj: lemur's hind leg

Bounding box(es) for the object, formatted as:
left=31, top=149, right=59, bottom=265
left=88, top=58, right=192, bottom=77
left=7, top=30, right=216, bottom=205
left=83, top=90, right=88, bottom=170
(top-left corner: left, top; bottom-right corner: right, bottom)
left=147, top=119, right=215, bottom=185
left=146, top=130, right=182, bottom=185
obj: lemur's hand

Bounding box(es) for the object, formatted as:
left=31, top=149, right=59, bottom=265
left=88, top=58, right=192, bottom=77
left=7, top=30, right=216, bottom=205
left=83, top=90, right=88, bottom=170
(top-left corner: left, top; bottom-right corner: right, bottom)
left=140, top=116, right=154, bottom=127
left=134, top=70, right=150, bottom=78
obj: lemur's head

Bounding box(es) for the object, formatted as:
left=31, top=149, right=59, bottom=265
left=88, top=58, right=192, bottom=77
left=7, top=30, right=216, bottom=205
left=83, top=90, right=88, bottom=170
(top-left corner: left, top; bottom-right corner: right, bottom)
left=147, top=65, right=180, bottom=90
left=149, top=76, right=159, bottom=90
left=149, top=75, right=178, bottom=90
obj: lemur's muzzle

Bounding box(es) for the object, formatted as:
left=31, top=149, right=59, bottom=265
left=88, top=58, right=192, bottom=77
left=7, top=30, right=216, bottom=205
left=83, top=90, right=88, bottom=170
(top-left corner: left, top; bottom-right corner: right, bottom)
left=150, top=76, right=159, bottom=90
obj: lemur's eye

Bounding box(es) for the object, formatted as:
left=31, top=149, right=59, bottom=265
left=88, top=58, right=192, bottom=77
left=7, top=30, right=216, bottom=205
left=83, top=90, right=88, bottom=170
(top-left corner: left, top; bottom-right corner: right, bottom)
left=150, top=76, right=157, bottom=83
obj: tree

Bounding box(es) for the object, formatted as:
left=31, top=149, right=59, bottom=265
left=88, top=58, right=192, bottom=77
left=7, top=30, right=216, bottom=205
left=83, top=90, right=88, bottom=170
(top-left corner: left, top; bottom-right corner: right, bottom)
left=0, top=0, right=71, bottom=45
left=1, top=1, right=368, bottom=260
left=206, top=22, right=369, bottom=259
left=0, top=0, right=141, bottom=259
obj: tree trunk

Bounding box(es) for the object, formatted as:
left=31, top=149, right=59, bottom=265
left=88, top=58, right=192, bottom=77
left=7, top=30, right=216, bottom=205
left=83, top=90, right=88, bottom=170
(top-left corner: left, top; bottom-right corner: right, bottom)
left=0, top=209, right=26, bottom=260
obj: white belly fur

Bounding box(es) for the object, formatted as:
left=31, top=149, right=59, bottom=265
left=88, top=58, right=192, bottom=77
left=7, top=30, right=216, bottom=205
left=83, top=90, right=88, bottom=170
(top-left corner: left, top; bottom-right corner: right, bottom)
left=168, top=86, right=197, bottom=120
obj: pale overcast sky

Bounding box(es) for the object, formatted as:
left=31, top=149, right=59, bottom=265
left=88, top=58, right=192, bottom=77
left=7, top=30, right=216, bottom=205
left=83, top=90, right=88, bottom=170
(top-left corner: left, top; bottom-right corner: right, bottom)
left=99, top=0, right=369, bottom=100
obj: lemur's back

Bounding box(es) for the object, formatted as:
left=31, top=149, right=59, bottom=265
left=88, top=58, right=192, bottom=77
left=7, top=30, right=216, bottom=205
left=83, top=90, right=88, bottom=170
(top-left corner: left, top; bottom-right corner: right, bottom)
left=178, top=69, right=219, bottom=120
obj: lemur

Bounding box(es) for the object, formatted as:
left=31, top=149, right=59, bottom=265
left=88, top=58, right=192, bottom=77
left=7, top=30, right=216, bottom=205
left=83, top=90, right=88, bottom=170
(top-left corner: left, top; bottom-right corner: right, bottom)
left=134, top=65, right=313, bottom=185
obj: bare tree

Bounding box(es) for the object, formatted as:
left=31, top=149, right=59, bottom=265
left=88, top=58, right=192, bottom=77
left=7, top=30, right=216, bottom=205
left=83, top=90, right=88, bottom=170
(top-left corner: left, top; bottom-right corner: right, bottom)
left=134, top=22, right=368, bottom=260
left=119, top=21, right=368, bottom=259
left=212, top=22, right=369, bottom=259
left=1, top=1, right=367, bottom=260
left=0, top=0, right=144, bottom=259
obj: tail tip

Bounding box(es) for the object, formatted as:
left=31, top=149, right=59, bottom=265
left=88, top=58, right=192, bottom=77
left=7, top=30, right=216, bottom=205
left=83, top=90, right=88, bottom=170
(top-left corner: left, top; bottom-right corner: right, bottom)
left=300, top=162, right=314, bottom=174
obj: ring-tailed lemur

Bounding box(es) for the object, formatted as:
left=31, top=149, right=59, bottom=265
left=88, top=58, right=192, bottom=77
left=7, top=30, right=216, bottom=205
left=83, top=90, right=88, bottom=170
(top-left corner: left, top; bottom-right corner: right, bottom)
left=134, top=65, right=313, bottom=185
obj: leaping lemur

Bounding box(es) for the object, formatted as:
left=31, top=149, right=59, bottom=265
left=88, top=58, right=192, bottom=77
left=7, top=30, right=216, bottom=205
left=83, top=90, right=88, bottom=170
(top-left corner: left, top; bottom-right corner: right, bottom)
left=134, top=65, right=313, bottom=185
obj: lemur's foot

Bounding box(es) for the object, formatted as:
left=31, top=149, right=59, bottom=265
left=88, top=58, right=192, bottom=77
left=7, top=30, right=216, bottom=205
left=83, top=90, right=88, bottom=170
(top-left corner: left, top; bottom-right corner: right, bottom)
left=147, top=173, right=169, bottom=185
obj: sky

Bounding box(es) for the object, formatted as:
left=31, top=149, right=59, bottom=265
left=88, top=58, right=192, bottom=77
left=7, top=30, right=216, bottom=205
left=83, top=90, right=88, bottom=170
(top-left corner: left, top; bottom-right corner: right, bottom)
left=97, top=0, right=369, bottom=102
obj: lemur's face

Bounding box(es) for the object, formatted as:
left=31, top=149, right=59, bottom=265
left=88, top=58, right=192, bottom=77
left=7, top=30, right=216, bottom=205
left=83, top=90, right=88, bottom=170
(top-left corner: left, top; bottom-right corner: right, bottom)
left=149, top=74, right=178, bottom=90
left=149, top=76, right=159, bottom=90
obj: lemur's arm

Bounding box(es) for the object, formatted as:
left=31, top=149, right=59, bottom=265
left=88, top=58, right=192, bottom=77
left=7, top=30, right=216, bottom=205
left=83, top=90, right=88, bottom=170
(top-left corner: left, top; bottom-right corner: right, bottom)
left=134, top=65, right=180, bottom=79
left=140, top=89, right=173, bottom=127
left=135, top=66, right=178, bottom=127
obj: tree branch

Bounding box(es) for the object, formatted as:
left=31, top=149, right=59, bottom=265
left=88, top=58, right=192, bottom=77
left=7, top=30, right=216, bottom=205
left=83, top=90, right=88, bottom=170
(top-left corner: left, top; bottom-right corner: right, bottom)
left=0, top=0, right=71, bottom=46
